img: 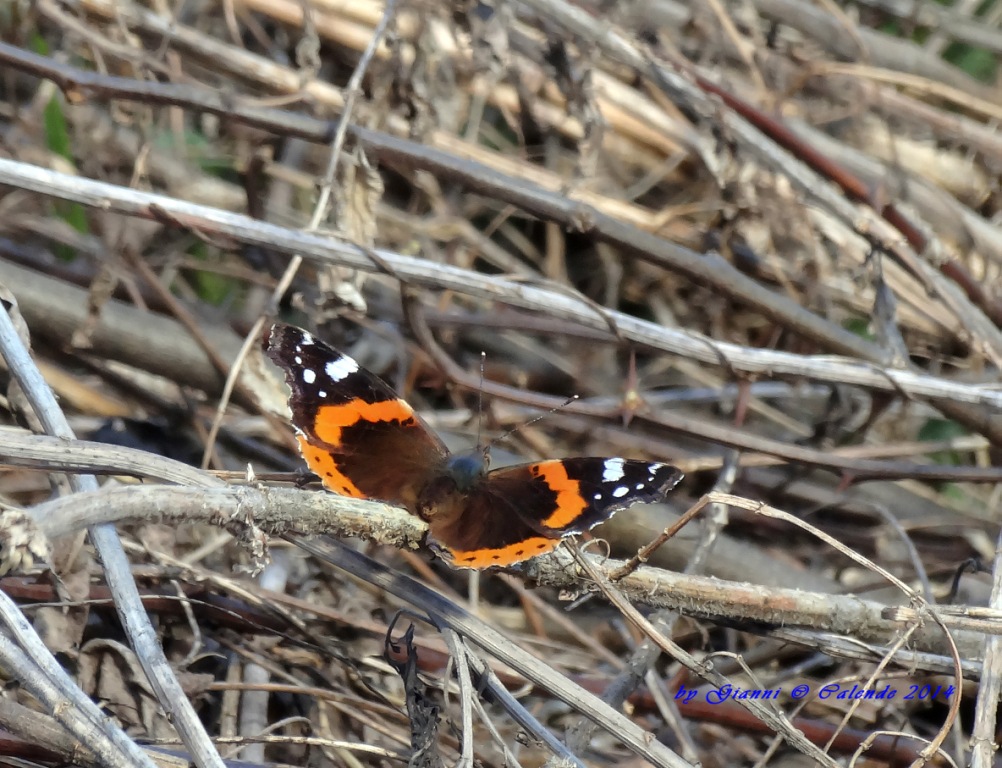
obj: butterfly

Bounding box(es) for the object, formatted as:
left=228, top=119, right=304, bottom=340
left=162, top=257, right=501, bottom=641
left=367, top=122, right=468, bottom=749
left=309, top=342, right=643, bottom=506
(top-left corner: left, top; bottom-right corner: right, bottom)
left=265, top=323, right=683, bottom=568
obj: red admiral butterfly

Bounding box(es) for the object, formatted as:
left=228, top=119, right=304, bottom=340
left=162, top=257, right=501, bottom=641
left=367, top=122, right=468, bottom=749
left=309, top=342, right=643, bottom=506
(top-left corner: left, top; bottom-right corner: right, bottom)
left=266, top=323, right=683, bottom=568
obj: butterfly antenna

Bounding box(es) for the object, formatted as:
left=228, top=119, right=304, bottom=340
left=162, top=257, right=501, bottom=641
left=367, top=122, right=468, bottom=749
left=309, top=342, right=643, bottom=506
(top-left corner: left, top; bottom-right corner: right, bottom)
left=486, top=395, right=578, bottom=452
left=476, top=351, right=486, bottom=449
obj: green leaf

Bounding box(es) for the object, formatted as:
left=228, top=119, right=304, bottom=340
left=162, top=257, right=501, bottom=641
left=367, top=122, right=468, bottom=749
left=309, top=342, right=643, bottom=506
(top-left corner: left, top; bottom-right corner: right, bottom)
left=187, top=243, right=235, bottom=306
left=33, top=32, right=90, bottom=252
left=843, top=317, right=875, bottom=341
left=918, top=418, right=968, bottom=466
left=944, top=43, right=996, bottom=82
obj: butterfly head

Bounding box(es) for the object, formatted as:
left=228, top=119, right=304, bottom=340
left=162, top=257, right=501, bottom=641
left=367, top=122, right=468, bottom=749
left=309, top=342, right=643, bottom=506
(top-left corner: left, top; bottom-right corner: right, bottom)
left=445, top=448, right=489, bottom=493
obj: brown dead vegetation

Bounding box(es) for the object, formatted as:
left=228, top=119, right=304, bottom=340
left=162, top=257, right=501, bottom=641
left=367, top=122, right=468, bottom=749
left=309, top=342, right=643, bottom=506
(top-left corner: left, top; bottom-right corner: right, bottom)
left=0, top=1, right=1001, bottom=767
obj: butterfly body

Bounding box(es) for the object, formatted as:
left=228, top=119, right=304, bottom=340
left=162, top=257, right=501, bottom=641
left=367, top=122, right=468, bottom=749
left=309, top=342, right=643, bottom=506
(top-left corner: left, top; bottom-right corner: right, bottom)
left=265, top=322, right=683, bottom=568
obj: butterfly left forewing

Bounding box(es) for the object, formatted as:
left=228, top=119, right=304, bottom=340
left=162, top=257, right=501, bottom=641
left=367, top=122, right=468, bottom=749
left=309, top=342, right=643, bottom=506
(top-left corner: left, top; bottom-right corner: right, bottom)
left=265, top=323, right=447, bottom=510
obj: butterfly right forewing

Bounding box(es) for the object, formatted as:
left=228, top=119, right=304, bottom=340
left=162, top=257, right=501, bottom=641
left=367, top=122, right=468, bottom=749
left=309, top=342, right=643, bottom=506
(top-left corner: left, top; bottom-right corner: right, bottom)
left=430, top=458, right=683, bottom=568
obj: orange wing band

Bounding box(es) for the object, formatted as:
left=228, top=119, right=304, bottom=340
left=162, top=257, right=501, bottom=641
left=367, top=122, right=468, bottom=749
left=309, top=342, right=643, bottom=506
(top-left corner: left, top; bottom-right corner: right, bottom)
left=446, top=536, right=560, bottom=568
left=531, top=462, right=587, bottom=529
left=310, top=400, right=415, bottom=445
left=297, top=434, right=366, bottom=498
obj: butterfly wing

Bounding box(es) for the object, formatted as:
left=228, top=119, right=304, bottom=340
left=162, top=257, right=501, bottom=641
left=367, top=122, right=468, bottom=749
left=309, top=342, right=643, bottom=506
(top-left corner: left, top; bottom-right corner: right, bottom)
left=265, top=323, right=448, bottom=511
left=430, top=458, right=683, bottom=568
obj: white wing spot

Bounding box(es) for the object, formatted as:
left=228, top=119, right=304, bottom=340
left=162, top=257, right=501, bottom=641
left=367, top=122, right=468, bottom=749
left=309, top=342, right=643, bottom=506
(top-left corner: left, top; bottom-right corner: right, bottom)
left=301, top=368, right=317, bottom=384
left=318, top=390, right=327, bottom=398
left=325, top=356, right=359, bottom=382
left=636, top=483, right=645, bottom=490
left=602, top=458, right=626, bottom=483
left=294, top=355, right=302, bottom=364
left=593, top=492, right=603, bottom=501
left=300, top=333, right=315, bottom=345
left=612, top=486, right=630, bottom=498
